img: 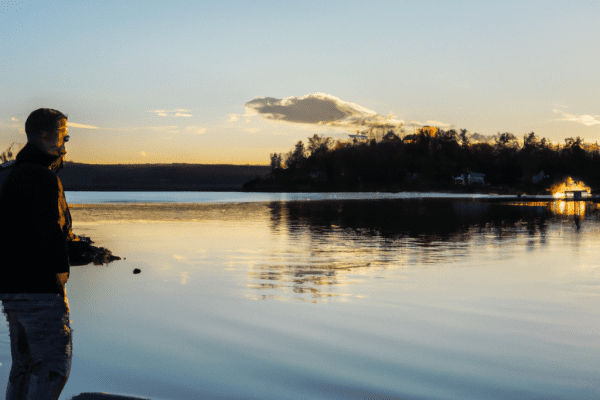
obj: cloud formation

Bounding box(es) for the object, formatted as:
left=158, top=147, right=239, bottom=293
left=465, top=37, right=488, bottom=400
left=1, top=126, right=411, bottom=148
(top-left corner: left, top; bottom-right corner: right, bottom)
left=469, top=132, right=498, bottom=144
left=244, top=93, right=404, bottom=133
left=553, top=109, right=600, bottom=127
left=67, top=122, right=99, bottom=129
left=227, top=112, right=261, bottom=124
left=10, top=117, right=18, bottom=122
left=426, top=120, right=452, bottom=128
left=149, top=109, right=193, bottom=117
left=183, top=126, right=206, bottom=135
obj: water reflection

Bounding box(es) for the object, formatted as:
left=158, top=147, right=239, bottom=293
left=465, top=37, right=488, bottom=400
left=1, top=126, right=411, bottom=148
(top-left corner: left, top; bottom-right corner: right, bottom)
left=249, top=199, right=600, bottom=301
left=71, top=199, right=600, bottom=303
left=70, top=202, right=268, bottom=223
left=510, top=200, right=597, bottom=220
left=12, top=198, right=599, bottom=400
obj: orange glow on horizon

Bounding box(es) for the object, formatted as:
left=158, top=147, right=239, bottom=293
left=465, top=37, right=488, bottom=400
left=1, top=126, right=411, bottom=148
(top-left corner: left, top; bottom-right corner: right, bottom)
left=548, top=177, right=591, bottom=198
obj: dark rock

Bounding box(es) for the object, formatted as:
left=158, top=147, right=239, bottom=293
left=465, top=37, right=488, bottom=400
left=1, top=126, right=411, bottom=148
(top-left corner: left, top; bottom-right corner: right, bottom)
left=68, top=238, right=121, bottom=266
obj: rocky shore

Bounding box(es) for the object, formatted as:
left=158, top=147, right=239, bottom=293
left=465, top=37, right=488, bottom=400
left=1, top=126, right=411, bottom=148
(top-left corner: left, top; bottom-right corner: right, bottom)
left=69, top=237, right=121, bottom=266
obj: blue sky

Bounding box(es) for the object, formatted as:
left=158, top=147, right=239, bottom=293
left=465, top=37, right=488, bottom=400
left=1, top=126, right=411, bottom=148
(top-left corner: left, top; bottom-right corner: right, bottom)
left=1, top=0, right=599, bottom=164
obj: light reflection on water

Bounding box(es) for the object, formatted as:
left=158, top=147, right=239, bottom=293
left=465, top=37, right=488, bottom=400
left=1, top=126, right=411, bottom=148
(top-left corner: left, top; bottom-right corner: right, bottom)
left=249, top=199, right=558, bottom=302
left=68, top=199, right=600, bottom=303
left=3, top=198, right=597, bottom=400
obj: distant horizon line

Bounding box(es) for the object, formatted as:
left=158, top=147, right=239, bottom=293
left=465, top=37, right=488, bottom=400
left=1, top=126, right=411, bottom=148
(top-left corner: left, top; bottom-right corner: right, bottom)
left=64, top=160, right=270, bottom=166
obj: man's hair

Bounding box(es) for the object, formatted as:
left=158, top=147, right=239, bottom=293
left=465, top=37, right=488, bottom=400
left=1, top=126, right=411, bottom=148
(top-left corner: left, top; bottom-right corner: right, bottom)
left=25, top=108, right=68, bottom=139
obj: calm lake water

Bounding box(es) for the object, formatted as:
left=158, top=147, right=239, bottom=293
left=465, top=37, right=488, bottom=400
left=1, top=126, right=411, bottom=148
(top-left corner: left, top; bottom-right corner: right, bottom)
left=1, top=192, right=599, bottom=400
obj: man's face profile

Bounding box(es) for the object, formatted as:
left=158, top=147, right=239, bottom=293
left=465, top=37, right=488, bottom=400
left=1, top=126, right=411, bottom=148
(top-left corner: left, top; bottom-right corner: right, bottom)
left=40, top=118, right=69, bottom=157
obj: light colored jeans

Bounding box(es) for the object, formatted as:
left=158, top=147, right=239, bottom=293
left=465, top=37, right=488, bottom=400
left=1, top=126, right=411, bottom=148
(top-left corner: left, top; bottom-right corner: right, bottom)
left=1, top=294, right=72, bottom=400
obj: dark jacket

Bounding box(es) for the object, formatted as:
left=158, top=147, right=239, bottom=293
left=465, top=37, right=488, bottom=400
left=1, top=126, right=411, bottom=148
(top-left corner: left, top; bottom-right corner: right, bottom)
left=0, top=143, right=72, bottom=294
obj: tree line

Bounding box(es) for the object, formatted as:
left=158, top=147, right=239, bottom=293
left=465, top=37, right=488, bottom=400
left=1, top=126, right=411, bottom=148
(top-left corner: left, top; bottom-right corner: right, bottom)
left=245, top=128, right=600, bottom=192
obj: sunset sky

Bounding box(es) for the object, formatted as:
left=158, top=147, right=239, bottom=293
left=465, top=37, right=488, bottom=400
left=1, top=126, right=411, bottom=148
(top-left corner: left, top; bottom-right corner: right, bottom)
left=1, top=0, right=599, bottom=164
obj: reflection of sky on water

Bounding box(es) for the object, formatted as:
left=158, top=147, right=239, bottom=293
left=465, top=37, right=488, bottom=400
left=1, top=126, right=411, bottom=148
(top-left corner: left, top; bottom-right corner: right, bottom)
left=13, top=198, right=598, bottom=399
left=69, top=199, right=600, bottom=303
left=65, top=191, right=533, bottom=205
left=247, top=200, right=560, bottom=302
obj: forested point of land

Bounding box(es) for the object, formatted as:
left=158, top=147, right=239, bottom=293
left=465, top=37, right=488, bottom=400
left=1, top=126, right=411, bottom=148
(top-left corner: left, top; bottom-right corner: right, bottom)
left=58, top=163, right=270, bottom=191
left=243, top=129, right=600, bottom=194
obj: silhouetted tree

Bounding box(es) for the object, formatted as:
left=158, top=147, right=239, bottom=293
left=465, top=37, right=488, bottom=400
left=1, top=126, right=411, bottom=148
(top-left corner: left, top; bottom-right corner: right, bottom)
left=270, top=153, right=283, bottom=172
left=495, top=132, right=517, bottom=149
left=307, top=134, right=333, bottom=157
left=382, top=130, right=400, bottom=141
left=284, top=141, right=306, bottom=170
left=459, top=129, right=469, bottom=147
left=265, top=127, right=600, bottom=191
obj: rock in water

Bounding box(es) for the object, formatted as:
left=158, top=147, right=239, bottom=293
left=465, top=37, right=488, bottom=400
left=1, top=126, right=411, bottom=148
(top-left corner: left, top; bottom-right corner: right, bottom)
left=68, top=238, right=121, bottom=266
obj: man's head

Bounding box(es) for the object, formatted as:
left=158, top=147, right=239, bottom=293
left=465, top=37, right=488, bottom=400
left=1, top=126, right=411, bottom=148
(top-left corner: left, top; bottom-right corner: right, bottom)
left=25, top=108, right=69, bottom=157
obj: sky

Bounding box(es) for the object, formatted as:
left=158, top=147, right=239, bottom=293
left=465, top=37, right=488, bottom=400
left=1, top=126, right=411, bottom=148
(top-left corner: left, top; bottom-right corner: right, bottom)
left=1, top=0, right=599, bottom=165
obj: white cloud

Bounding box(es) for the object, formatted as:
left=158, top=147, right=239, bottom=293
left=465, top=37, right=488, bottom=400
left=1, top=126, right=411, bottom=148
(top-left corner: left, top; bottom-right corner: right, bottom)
left=426, top=120, right=452, bottom=128
left=227, top=112, right=259, bottom=123
left=243, top=108, right=258, bottom=116
left=150, top=126, right=178, bottom=131
left=245, top=93, right=404, bottom=131
left=244, top=128, right=261, bottom=133
left=553, top=109, right=600, bottom=127
left=0, top=118, right=24, bottom=135
left=183, top=126, right=206, bottom=135
left=470, top=132, right=497, bottom=144
left=149, top=109, right=193, bottom=117
left=67, top=122, right=99, bottom=129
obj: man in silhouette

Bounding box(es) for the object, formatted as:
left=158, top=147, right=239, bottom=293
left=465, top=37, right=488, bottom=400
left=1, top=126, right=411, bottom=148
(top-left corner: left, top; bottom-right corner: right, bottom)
left=0, top=108, right=73, bottom=400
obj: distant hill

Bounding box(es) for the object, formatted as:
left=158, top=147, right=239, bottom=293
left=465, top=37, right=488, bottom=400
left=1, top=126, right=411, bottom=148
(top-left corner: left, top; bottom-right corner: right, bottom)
left=59, top=162, right=270, bottom=191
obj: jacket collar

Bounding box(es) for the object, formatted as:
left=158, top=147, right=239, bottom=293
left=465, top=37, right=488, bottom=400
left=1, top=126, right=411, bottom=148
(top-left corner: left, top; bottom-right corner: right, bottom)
left=16, top=142, right=63, bottom=170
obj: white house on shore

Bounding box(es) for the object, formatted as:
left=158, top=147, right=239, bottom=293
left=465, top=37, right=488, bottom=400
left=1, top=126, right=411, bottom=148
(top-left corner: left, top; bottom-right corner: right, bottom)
left=453, top=172, right=486, bottom=185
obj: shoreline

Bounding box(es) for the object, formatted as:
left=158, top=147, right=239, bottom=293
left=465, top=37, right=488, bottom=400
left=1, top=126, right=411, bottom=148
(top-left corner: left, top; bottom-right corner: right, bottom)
left=63, top=190, right=600, bottom=205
